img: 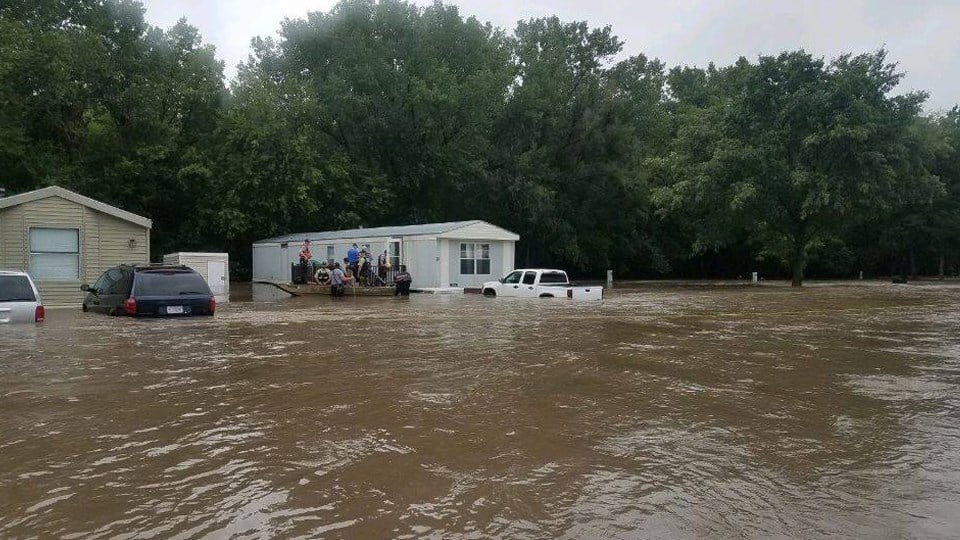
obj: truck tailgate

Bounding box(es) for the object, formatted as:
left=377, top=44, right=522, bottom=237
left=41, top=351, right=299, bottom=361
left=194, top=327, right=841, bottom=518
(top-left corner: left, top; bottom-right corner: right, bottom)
left=568, top=286, right=603, bottom=300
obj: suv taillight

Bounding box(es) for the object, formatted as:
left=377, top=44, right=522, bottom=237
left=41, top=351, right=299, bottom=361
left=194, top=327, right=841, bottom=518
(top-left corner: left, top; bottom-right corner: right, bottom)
left=35, top=305, right=45, bottom=323
left=124, top=297, right=137, bottom=315
left=567, top=288, right=573, bottom=298
left=208, top=296, right=216, bottom=314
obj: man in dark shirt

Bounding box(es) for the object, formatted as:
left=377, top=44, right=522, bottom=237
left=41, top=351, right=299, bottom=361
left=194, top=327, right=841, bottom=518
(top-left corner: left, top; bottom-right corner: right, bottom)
left=394, top=265, right=412, bottom=296
left=329, top=262, right=351, bottom=297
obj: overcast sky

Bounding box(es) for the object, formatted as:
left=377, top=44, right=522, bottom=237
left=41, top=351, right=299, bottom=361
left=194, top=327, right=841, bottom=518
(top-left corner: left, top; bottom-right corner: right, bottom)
left=139, top=0, right=959, bottom=112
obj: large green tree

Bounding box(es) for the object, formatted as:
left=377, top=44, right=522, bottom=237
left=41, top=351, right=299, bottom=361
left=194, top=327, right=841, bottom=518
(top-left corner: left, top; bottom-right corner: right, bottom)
left=0, top=0, right=226, bottom=257
left=653, top=50, right=937, bottom=285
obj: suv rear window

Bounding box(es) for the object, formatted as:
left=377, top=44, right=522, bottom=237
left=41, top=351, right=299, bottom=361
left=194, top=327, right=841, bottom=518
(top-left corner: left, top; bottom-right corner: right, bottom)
left=134, top=271, right=211, bottom=296
left=0, top=275, right=37, bottom=302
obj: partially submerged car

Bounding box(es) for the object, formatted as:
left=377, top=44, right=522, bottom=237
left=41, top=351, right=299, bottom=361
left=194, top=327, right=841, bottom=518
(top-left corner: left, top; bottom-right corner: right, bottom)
left=0, top=271, right=44, bottom=324
left=82, top=264, right=215, bottom=317
left=482, top=269, right=602, bottom=299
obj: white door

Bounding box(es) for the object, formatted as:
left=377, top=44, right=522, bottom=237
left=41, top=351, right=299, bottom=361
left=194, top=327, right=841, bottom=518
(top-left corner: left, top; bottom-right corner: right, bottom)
left=207, top=261, right=226, bottom=296
left=499, top=270, right=524, bottom=297
left=517, top=270, right=540, bottom=297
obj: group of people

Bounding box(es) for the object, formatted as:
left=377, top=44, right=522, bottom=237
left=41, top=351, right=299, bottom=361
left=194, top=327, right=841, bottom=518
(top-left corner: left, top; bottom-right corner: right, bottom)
left=298, top=240, right=412, bottom=297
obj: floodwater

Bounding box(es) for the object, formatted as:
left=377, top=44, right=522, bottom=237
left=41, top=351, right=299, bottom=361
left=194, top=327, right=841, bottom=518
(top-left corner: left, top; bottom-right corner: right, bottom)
left=1, top=282, right=959, bottom=539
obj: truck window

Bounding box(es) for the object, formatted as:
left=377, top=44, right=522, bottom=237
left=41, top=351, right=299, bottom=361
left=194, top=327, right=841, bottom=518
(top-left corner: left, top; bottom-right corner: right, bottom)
left=502, top=271, right=522, bottom=284
left=522, top=271, right=537, bottom=285
left=540, top=272, right=569, bottom=284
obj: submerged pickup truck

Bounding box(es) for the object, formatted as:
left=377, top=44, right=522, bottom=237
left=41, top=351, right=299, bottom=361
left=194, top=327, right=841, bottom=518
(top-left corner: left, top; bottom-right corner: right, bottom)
left=481, top=269, right=602, bottom=300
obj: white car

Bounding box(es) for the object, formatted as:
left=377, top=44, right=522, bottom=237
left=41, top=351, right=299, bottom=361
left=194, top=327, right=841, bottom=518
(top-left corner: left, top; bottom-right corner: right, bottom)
left=0, top=270, right=44, bottom=324
left=482, top=269, right=603, bottom=300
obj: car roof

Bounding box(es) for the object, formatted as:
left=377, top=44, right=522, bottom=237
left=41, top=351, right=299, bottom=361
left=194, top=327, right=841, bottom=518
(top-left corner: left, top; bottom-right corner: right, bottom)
left=0, top=270, right=30, bottom=276
left=115, top=264, right=195, bottom=272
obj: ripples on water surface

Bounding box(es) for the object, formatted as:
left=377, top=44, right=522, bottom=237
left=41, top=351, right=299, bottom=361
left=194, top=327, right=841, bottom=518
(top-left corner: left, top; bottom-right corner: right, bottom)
left=1, top=283, right=959, bottom=538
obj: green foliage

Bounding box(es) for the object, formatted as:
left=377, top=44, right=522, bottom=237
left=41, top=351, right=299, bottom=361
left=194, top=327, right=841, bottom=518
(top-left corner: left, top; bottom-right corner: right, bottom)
left=652, top=50, right=940, bottom=285
left=1, top=0, right=957, bottom=282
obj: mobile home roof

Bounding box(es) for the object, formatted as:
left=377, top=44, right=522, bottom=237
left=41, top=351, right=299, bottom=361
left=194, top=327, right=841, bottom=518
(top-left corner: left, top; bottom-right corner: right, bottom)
left=254, top=220, right=517, bottom=245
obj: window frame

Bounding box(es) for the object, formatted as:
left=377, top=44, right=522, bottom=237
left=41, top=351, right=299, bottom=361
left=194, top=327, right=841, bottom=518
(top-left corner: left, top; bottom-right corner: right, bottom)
left=459, top=242, right=491, bottom=275
left=502, top=270, right=522, bottom=284
left=28, top=227, right=81, bottom=281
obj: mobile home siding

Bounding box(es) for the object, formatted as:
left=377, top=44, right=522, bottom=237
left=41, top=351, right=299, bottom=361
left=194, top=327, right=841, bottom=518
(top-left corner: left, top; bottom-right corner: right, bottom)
left=0, top=205, right=25, bottom=269
left=404, top=237, right=440, bottom=289
left=438, top=222, right=520, bottom=241
left=0, top=194, right=150, bottom=307
left=17, top=196, right=86, bottom=307
left=96, top=213, right=148, bottom=272
left=251, top=220, right=518, bottom=290
left=447, top=239, right=507, bottom=288
left=253, top=244, right=284, bottom=282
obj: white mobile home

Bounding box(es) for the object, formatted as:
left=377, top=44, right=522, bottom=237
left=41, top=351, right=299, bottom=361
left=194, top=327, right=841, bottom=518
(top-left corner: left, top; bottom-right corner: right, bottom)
left=252, top=220, right=519, bottom=290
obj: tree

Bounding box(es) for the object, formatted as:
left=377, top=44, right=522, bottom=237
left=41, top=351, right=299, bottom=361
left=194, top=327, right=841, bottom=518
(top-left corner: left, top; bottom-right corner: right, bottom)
left=653, top=50, right=935, bottom=285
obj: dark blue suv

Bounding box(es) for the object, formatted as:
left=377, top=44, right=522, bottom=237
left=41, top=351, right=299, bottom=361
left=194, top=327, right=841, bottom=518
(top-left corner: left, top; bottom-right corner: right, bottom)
left=82, top=264, right=215, bottom=317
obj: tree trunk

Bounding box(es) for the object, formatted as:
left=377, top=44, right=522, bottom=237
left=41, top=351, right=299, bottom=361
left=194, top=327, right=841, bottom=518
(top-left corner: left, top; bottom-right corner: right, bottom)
left=909, top=246, right=917, bottom=279
left=790, top=239, right=806, bottom=287
left=791, top=256, right=805, bottom=287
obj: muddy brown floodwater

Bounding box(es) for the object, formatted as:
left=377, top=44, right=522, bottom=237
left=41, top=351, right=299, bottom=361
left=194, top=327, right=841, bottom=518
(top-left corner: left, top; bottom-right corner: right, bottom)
left=1, top=283, right=960, bottom=539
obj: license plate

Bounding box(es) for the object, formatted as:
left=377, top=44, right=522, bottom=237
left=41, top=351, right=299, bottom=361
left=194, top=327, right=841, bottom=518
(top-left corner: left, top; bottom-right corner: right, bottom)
left=165, top=305, right=184, bottom=314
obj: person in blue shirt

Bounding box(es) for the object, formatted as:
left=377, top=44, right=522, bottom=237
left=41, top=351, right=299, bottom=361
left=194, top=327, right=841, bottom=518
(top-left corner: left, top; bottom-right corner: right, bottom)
left=346, top=244, right=360, bottom=281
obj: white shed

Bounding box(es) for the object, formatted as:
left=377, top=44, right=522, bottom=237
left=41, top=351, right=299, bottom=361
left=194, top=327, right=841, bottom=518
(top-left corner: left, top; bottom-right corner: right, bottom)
left=162, top=252, right=229, bottom=302
left=252, top=220, right=519, bottom=291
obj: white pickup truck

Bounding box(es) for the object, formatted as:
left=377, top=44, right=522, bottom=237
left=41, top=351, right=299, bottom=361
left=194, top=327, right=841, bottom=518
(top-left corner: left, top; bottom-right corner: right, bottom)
left=481, top=269, right=602, bottom=300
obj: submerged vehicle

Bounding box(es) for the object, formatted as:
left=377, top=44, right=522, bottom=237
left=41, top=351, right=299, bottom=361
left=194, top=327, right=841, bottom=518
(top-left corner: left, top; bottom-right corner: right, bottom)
left=82, top=264, right=215, bottom=317
left=0, top=271, right=44, bottom=324
left=481, top=269, right=602, bottom=300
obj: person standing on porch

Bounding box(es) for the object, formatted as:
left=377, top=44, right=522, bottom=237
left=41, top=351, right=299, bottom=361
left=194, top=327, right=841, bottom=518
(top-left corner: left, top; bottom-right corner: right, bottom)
left=347, top=243, right=360, bottom=280
left=296, top=239, right=312, bottom=284
left=299, top=239, right=312, bottom=262
left=377, top=250, right=389, bottom=284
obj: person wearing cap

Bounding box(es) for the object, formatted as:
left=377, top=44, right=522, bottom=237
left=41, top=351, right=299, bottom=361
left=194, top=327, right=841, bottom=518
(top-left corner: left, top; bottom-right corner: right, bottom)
left=296, top=239, right=312, bottom=284
left=299, top=239, right=312, bottom=262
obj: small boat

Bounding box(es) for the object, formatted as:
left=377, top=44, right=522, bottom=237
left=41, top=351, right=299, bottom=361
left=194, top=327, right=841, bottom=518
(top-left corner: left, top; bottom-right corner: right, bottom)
left=257, top=281, right=397, bottom=297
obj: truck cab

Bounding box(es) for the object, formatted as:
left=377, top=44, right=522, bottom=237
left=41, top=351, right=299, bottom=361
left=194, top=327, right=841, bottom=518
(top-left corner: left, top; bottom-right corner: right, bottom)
left=482, top=269, right=602, bottom=300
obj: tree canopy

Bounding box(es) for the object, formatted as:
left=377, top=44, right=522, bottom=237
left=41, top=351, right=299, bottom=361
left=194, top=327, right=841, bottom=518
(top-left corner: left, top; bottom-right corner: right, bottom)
left=1, top=0, right=957, bottom=285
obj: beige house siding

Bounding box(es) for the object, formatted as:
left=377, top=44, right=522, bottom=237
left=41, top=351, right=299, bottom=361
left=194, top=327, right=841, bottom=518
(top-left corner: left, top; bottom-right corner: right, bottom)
left=0, top=205, right=26, bottom=269
left=96, top=212, right=148, bottom=271
left=0, top=194, right=150, bottom=307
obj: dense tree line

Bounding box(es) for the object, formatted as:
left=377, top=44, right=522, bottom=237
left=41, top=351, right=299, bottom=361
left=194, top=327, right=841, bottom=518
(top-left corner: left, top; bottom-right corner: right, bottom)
left=2, top=0, right=958, bottom=284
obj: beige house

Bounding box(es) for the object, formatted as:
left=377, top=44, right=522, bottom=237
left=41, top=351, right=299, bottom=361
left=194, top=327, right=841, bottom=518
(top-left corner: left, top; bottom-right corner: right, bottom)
left=0, top=186, right=152, bottom=307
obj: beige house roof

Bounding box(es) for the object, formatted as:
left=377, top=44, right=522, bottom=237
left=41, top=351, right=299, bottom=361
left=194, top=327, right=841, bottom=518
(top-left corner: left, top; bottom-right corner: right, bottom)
left=0, top=186, right=152, bottom=228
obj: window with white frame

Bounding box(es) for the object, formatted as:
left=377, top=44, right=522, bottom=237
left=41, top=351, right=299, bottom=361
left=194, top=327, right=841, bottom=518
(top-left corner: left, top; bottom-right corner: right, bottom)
left=459, top=243, right=490, bottom=275
left=30, top=228, right=80, bottom=280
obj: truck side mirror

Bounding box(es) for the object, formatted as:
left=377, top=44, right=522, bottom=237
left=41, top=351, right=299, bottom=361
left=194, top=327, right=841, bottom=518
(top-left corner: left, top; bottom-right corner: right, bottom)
left=80, top=283, right=91, bottom=292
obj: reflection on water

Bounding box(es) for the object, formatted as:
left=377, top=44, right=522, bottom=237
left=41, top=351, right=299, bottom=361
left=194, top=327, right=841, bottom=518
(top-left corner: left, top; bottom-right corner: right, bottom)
left=1, top=283, right=960, bottom=538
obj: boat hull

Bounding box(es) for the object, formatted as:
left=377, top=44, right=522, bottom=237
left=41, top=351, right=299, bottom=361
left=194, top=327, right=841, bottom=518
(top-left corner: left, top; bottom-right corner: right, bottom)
left=259, top=282, right=397, bottom=297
